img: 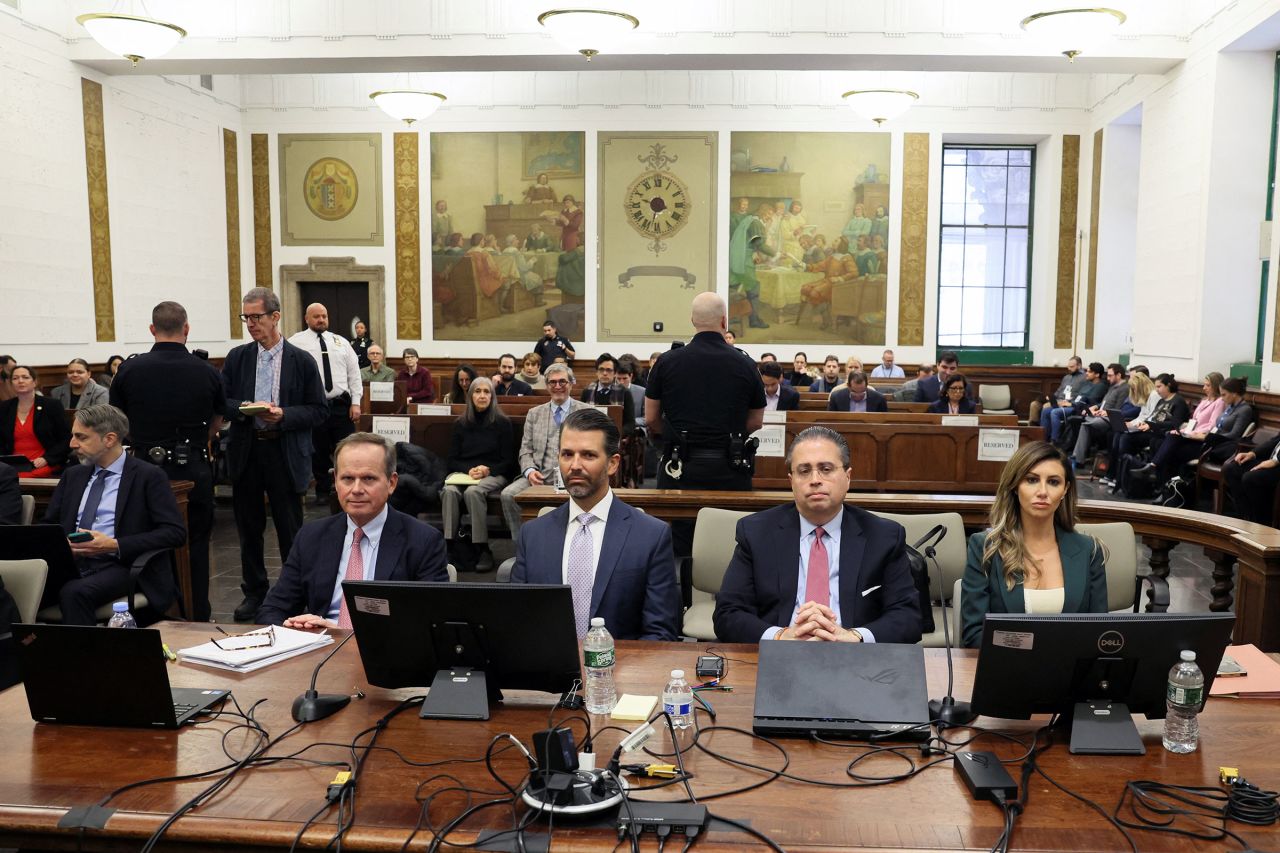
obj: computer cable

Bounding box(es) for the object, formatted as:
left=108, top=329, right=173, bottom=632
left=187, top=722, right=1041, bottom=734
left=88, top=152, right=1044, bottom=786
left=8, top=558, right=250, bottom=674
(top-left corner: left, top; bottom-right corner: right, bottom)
left=704, top=811, right=787, bottom=852
left=1114, top=779, right=1275, bottom=849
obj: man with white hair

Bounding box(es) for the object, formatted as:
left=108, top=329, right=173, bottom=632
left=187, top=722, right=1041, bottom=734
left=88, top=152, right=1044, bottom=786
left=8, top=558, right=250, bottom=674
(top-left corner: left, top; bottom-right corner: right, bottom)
left=645, top=292, right=766, bottom=554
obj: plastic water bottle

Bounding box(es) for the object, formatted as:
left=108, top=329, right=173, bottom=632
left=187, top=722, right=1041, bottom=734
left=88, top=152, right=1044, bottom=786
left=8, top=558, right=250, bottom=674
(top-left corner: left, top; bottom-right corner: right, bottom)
left=106, top=601, right=137, bottom=629
left=1162, top=650, right=1204, bottom=754
left=582, top=618, right=617, bottom=714
left=662, top=669, right=693, bottom=736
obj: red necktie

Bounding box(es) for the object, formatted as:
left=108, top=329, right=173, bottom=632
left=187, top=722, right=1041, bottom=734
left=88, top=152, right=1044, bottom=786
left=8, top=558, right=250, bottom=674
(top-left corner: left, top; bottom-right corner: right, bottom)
left=337, top=528, right=365, bottom=629
left=806, top=527, right=829, bottom=607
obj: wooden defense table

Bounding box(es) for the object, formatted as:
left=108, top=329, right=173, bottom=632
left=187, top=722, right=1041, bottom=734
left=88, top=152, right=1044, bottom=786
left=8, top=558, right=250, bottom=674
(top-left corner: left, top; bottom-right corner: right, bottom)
left=19, top=478, right=196, bottom=620
left=0, top=622, right=1273, bottom=852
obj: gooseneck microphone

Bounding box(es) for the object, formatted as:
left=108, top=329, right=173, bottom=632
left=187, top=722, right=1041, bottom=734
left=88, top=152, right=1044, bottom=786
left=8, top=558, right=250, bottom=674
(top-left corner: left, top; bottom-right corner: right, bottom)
left=912, top=525, right=976, bottom=727
left=292, top=630, right=355, bottom=723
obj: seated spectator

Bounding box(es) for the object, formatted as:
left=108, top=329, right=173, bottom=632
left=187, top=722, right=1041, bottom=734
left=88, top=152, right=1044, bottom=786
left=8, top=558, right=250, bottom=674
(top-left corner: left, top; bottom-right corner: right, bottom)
left=388, top=441, right=445, bottom=518
left=1137, top=374, right=1252, bottom=484
left=845, top=356, right=864, bottom=380
left=870, top=349, right=905, bottom=379
left=519, top=352, right=546, bottom=390
left=961, top=441, right=1107, bottom=648
left=43, top=404, right=186, bottom=625
left=616, top=360, right=648, bottom=427
left=493, top=353, right=534, bottom=396
left=257, top=433, right=449, bottom=628
left=916, top=352, right=960, bottom=403
left=828, top=371, right=887, bottom=412
left=0, top=366, right=70, bottom=478
left=1112, top=373, right=1190, bottom=495
left=761, top=362, right=799, bottom=411
left=1040, top=361, right=1105, bottom=444
left=580, top=353, right=636, bottom=431
left=397, top=348, right=436, bottom=404
left=1223, top=428, right=1280, bottom=524
left=1070, top=363, right=1134, bottom=469
left=1029, top=356, right=1084, bottom=426
left=927, top=373, right=977, bottom=415
left=441, top=377, right=514, bottom=572
left=500, top=363, right=584, bottom=540
left=0, top=354, right=16, bottom=402
left=96, top=354, right=125, bottom=388
left=1099, top=372, right=1158, bottom=488
left=51, top=359, right=110, bottom=411
left=897, top=363, right=933, bottom=402
left=0, top=459, right=20, bottom=524
left=785, top=352, right=813, bottom=388
left=809, top=355, right=844, bottom=394
left=361, top=345, right=397, bottom=382
left=442, top=363, right=477, bottom=404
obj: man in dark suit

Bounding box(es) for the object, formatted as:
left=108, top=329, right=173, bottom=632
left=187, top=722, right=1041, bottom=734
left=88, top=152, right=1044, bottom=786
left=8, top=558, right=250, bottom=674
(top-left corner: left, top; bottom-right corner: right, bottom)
left=43, top=405, right=186, bottom=625
left=1223, top=432, right=1280, bottom=525
left=257, top=433, right=449, bottom=628
left=760, top=362, right=799, bottom=411
left=915, top=351, right=960, bottom=403
left=0, top=460, right=22, bottom=524
left=580, top=353, right=636, bottom=431
left=512, top=408, right=679, bottom=641
left=713, top=426, right=921, bottom=644
left=222, top=287, right=328, bottom=621
left=827, top=372, right=888, bottom=413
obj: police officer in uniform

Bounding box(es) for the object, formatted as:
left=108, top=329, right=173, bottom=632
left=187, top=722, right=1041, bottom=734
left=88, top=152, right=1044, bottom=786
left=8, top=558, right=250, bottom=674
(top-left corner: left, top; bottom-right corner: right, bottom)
left=645, top=292, right=766, bottom=556
left=109, top=301, right=226, bottom=621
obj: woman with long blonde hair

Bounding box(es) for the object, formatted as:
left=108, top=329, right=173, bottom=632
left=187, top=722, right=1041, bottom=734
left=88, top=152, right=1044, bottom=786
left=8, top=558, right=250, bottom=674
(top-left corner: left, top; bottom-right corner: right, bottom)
left=960, top=441, right=1108, bottom=648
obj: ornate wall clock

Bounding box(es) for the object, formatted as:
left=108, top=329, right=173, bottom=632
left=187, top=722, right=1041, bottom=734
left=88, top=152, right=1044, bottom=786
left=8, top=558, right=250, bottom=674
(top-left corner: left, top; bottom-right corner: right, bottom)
left=624, top=165, right=690, bottom=256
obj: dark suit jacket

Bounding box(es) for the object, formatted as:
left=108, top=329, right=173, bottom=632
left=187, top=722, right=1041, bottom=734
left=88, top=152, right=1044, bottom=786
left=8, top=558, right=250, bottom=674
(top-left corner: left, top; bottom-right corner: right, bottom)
left=773, top=385, right=800, bottom=411
left=256, top=507, right=449, bottom=625
left=927, top=397, right=978, bottom=415
left=221, top=339, right=328, bottom=493
left=511, top=497, right=680, bottom=640
left=0, top=396, right=71, bottom=470
left=827, top=387, right=888, bottom=413
left=0, top=461, right=20, bottom=524
left=43, top=455, right=186, bottom=613
left=581, top=383, right=636, bottom=431
left=809, top=377, right=842, bottom=394
left=960, top=529, right=1107, bottom=648
left=713, top=504, right=922, bottom=644
left=915, top=375, right=942, bottom=403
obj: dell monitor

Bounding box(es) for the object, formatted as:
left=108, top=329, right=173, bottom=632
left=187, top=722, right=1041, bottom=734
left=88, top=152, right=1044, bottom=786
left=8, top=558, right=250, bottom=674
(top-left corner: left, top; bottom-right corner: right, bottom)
left=341, top=580, right=581, bottom=721
left=970, top=612, right=1235, bottom=755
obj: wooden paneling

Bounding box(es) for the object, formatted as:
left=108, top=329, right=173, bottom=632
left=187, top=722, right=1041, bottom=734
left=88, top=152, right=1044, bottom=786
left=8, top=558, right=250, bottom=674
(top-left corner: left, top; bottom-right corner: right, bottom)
left=1055, top=134, right=1080, bottom=349
left=81, top=78, right=114, bottom=342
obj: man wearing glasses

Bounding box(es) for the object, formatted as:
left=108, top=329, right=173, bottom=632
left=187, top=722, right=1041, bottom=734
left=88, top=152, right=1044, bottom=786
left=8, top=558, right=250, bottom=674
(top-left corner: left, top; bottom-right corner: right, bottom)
left=221, top=287, right=327, bottom=622
left=712, top=427, right=921, bottom=645
left=500, top=362, right=584, bottom=541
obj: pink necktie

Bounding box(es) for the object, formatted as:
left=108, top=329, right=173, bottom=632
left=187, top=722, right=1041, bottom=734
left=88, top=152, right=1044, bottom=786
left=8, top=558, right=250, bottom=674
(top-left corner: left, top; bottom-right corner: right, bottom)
left=806, top=527, right=829, bottom=607
left=337, top=528, right=365, bottom=630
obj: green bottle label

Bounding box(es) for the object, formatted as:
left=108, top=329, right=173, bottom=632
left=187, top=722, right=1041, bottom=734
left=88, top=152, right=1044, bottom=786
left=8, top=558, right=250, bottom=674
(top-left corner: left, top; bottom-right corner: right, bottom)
left=585, top=648, right=614, bottom=669
left=1168, top=683, right=1203, bottom=707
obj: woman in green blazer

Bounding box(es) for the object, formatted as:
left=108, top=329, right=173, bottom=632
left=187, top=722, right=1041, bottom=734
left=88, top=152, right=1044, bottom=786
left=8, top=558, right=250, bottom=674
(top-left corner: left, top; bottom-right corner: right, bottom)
left=961, top=441, right=1108, bottom=648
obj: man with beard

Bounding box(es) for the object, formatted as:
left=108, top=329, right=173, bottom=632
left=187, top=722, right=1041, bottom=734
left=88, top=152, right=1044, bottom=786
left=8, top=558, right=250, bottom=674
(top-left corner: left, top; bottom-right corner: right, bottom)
left=493, top=353, right=533, bottom=396
left=510, top=408, right=678, bottom=641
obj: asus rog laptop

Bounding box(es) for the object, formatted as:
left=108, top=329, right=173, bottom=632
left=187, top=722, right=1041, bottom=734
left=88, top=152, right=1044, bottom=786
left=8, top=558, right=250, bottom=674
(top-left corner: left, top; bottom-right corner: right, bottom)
left=753, top=640, right=931, bottom=741
left=14, top=624, right=228, bottom=728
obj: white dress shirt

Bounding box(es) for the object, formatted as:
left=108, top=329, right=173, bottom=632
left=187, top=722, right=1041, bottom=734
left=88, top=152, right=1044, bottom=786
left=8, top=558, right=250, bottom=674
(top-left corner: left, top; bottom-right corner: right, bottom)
left=560, top=489, right=614, bottom=586
left=762, top=507, right=874, bottom=643
left=870, top=364, right=905, bottom=379
left=288, top=328, right=364, bottom=402
left=326, top=505, right=388, bottom=620
left=765, top=391, right=780, bottom=411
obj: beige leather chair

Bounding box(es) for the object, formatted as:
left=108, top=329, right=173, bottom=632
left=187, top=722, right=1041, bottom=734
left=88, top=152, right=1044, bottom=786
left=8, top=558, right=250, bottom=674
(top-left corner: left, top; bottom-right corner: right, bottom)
left=0, top=559, right=48, bottom=624
left=978, top=384, right=1015, bottom=415
left=682, top=507, right=751, bottom=640
left=447, top=564, right=458, bottom=583
left=872, top=511, right=967, bottom=647
left=36, top=548, right=170, bottom=624
left=20, top=494, right=35, bottom=525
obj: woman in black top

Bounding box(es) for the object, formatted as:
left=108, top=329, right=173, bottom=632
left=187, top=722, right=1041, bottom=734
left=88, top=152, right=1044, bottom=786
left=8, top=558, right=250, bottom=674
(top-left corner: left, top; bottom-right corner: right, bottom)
left=440, top=377, right=514, bottom=571
left=349, top=321, right=372, bottom=368
left=926, top=373, right=978, bottom=415
left=96, top=354, right=125, bottom=388
left=0, top=366, right=71, bottom=478
left=1114, top=373, right=1190, bottom=495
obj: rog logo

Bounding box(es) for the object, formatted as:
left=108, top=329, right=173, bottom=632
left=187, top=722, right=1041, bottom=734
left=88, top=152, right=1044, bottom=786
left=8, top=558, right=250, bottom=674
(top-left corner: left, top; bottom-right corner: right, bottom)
left=963, top=752, right=990, bottom=767
left=1098, top=630, right=1125, bottom=654
left=852, top=668, right=900, bottom=685
left=20, top=633, right=36, bottom=646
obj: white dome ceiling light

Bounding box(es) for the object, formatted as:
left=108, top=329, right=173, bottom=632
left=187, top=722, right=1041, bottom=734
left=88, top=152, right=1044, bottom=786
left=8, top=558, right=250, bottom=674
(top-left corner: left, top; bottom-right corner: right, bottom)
left=369, top=90, right=447, bottom=126
left=1020, top=8, right=1127, bottom=62
left=841, top=90, right=920, bottom=126
left=537, top=9, right=640, bottom=61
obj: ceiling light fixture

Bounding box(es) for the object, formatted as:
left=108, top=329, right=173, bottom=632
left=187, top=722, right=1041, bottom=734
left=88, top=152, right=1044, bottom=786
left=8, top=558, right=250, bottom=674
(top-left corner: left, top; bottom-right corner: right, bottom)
left=841, top=90, right=920, bottom=126
left=537, top=9, right=639, bottom=61
left=369, top=90, right=447, bottom=125
left=1019, top=8, right=1127, bottom=62
left=75, top=6, right=187, bottom=66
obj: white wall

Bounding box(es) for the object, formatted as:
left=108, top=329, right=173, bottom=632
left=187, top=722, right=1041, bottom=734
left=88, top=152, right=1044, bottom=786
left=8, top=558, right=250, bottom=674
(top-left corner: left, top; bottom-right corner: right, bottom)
left=1094, top=123, right=1141, bottom=361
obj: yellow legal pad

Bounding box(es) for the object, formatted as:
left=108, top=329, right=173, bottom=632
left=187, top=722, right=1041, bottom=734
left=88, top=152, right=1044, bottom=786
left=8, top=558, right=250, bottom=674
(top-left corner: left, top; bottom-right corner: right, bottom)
left=610, top=694, right=657, bottom=721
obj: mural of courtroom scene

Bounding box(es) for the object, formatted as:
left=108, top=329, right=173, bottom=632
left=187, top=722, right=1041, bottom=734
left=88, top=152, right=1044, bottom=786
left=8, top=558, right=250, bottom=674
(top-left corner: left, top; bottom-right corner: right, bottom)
left=727, top=131, right=890, bottom=345
left=430, top=131, right=587, bottom=342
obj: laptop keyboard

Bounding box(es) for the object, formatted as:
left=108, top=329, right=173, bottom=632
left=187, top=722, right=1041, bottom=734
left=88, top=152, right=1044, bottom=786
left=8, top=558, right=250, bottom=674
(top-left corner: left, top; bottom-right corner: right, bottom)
left=173, top=703, right=197, bottom=717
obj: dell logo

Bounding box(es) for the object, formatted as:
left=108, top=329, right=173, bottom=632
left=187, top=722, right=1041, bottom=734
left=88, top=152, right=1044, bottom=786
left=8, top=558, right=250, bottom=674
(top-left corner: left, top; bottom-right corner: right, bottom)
left=1098, top=630, right=1125, bottom=654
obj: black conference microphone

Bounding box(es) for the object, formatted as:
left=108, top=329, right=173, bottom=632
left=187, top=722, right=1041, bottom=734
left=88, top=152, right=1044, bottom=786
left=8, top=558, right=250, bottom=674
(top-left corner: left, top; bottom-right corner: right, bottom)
left=292, top=630, right=355, bottom=723
left=913, top=525, right=976, bottom=728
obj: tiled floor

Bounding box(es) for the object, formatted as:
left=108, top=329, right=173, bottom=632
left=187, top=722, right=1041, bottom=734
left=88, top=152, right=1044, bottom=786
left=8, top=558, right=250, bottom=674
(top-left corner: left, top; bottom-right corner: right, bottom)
left=206, top=473, right=1219, bottom=624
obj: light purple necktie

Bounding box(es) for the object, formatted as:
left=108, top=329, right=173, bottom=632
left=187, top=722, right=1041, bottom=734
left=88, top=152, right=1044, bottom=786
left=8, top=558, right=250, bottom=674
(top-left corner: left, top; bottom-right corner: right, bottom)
left=567, top=512, right=597, bottom=637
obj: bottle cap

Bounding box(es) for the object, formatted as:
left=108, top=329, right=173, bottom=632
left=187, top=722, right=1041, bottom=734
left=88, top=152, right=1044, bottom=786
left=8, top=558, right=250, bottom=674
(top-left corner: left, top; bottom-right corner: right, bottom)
left=590, top=617, right=605, bottom=627
left=1180, top=649, right=1196, bottom=661
left=670, top=669, right=684, bottom=679
left=112, top=602, right=128, bottom=613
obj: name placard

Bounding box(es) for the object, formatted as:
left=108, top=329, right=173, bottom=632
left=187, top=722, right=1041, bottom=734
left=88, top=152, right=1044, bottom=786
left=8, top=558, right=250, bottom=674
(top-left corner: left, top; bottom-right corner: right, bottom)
left=762, top=410, right=787, bottom=424
left=941, top=415, right=979, bottom=427
left=415, top=404, right=451, bottom=416
left=369, top=382, right=395, bottom=402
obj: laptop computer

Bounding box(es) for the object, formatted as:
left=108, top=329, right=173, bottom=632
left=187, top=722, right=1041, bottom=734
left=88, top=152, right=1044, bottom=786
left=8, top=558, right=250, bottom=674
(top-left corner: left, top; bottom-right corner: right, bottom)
left=0, top=454, right=34, bottom=472
left=1105, top=409, right=1131, bottom=434
left=14, top=624, right=229, bottom=728
left=752, top=640, right=930, bottom=742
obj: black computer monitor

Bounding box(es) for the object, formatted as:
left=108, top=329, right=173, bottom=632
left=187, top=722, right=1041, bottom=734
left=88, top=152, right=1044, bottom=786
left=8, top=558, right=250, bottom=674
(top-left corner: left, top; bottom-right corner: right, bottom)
left=0, top=524, right=80, bottom=607
left=970, top=612, right=1235, bottom=755
left=341, top=580, right=581, bottom=721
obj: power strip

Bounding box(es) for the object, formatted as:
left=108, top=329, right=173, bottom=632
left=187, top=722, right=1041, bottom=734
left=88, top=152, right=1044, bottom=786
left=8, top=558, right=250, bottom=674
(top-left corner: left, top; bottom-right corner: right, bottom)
left=616, top=802, right=708, bottom=838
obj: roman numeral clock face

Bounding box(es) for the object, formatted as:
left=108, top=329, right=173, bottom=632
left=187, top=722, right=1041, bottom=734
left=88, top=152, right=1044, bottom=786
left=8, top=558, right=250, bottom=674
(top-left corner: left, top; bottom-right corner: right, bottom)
left=625, top=170, right=690, bottom=255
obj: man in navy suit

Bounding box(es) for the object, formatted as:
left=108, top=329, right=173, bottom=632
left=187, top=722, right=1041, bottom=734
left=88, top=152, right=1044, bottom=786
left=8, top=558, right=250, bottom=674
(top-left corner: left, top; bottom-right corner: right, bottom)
left=512, top=408, right=679, bottom=641
left=257, top=433, right=448, bottom=628
left=0, top=460, right=20, bottom=524
left=222, top=287, right=328, bottom=621
left=827, top=372, right=888, bottom=413
left=43, top=405, right=186, bottom=625
left=915, top=351, right=959, bottom=403
left=713, top=426, right=921, bottom=644
left=760, top=362, right=799, bottom=411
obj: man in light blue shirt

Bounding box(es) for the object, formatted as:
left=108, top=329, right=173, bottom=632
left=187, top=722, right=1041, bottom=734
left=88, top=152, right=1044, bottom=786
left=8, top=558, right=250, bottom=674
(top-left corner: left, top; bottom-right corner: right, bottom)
left=869, top=349, right=905, bottom=379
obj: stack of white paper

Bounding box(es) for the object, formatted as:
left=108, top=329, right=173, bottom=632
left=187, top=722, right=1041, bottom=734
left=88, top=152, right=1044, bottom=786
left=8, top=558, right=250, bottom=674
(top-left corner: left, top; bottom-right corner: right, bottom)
left=177, top=626, right=334, bottom=673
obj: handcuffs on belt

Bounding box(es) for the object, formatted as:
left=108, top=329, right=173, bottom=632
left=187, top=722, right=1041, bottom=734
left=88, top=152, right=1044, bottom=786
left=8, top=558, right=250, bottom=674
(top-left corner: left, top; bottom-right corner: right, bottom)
left=147, top=441, right=193, bottom=466
left=662, top=432, right=759, bottom=480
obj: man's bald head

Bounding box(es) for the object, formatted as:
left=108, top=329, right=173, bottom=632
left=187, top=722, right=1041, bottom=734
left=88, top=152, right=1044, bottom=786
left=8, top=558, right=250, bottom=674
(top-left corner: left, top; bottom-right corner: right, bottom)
left=304, top=303, right=329, bottom=332
left=690, top=292, right=727, bottom=333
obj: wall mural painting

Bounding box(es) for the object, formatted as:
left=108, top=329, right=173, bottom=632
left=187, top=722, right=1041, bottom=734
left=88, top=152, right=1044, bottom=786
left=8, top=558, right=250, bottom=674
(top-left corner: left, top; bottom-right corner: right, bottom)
left=727, top=131, right=891, bottom=345
left=278, top=133, right=383, bottom=246
left=430, top=131, right=587, bottom=342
